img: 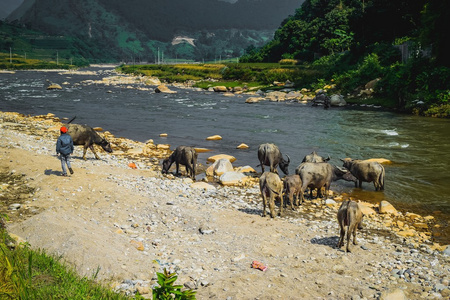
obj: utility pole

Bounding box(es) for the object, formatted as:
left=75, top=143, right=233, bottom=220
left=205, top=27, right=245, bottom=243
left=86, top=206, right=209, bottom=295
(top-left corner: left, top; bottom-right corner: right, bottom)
left=157, top=48, right=160, bottom=65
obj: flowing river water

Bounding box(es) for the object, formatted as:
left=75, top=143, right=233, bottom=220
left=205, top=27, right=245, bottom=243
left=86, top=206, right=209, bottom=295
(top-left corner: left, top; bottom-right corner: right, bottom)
left=1, top=66, right=450, bottom=243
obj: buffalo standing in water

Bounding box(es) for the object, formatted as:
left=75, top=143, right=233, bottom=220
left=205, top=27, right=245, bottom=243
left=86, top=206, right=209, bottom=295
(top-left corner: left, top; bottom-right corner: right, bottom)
left=340, top=158, right=385, bottom=191
left=162, top=146, right=197, bottom=180
left=302, top=151, right=331, bottom=163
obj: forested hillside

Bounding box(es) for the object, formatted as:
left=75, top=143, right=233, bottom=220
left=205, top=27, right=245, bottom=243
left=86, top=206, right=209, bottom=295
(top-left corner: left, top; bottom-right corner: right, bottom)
left=241, top=0, right=450, bottom=116
left=4, top=0, right=302, bottom=62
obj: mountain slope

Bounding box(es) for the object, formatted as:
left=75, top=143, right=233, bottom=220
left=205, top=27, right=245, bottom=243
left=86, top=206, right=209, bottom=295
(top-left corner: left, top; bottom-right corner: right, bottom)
left=5, top=0, right=303, bottom=62
left=0, top=0, right=24, bottom=20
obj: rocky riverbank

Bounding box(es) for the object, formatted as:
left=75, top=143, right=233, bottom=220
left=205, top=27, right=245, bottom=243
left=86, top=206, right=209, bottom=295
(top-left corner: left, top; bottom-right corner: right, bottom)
left=1, top=111, right=449, bottom=299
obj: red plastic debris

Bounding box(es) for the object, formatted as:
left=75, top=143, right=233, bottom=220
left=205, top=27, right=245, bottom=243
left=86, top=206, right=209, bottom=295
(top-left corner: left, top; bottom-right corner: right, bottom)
left=251, top=260, right=267, bottom=271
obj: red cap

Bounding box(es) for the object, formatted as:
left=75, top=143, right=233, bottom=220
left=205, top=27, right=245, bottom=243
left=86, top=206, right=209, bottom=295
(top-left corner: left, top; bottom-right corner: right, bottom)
left=60, top=126, right=68, bottom=133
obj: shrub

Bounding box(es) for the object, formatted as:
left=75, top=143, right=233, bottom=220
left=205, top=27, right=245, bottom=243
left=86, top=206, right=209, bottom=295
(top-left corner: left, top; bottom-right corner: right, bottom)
left=423, top=104, right=450, bottom=118
left=152, top=268, right=196, bottom=300
left=333, top=53, right=384, bottom=92
left=279, top=59, right=298, bottom=65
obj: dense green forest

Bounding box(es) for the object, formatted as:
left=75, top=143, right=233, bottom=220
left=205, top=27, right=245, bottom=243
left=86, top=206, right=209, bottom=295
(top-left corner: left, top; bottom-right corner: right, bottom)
left=241, top=0, right=450, bottom=117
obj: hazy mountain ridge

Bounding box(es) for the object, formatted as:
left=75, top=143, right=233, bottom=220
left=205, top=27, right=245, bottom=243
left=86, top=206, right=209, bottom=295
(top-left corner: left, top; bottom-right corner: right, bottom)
left=0, top=0, right=24, bottom=20
left=5, top=0, right=303, bottom=61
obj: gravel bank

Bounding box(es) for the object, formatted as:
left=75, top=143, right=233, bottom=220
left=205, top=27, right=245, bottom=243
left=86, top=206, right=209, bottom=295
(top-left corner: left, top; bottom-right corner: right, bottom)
left=1, top=111, right=449, bottom=299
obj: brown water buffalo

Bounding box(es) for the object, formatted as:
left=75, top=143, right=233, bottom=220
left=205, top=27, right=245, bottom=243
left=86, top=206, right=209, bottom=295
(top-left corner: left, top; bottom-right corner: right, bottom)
left=257, top=143, right=290, bottom=175
left=162, top=146, right=197, bottom=180
left=295, top=162, right=356, bottom=203
left=283, top=174, right=303, bottom=209
left=302, top=151, right=331, bottom=163
left=67, top=124, right=113, bottom=160
left=340, top=158, right=385, bottom=191
left=259, top=172, right=284, bottom=218
left=336, top=200, right=364, bottom=252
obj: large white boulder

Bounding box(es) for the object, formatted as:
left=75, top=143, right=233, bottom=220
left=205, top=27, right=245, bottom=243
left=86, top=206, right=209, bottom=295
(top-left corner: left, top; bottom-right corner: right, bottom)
left=207, top=158, right=234, bottom=176
left=330, top=94, right=347, bottom=106
left=219, top=171, right=246, bottom=186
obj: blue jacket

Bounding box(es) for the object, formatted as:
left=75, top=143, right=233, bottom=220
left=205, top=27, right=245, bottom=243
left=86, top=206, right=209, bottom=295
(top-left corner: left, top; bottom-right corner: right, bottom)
left=56, top=133, right=74, bottom=156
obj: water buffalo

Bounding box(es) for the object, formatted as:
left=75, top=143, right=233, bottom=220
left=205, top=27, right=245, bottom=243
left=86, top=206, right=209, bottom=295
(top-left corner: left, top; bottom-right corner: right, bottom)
left=295, top=162, right=356, bottom=203
left=340, top=158, right=385, bottom=191
left=259, top=172, right=284, bottom=218
left=336, top=200, right=364, bottom=252
left=302, top=151, right=331, bottom=163
left=67, top=124, right=113, bottom=160
left=162, top=146, right=197, bottom=180
left=257, top=143, right=290, bottom=175
left=283, top=174, right=303, bottom=209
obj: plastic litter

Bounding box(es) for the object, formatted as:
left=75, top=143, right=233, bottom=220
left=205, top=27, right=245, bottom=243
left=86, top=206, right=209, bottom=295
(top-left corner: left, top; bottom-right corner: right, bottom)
left=251, top=260, right=267, bottom=271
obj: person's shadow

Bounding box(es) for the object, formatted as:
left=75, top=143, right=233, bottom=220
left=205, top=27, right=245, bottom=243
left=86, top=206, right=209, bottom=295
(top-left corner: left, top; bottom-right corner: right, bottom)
left=44, top=169, right=63, bottom=176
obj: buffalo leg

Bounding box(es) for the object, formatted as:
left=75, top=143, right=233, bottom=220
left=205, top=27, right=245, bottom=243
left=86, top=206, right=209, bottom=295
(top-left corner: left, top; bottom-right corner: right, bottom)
left=278, top=194, right=283, bottom=217
left=82, top=147, right=88, bottom=160
left=261, top=193, right=267, bottom=217
left=175, top=162, right=180, bottom=176
left=288, top=192, right=294, bottom=210
left=352, top=224, right=358, bottom=245
left=269, top=195, right=275, bottom=218
left=89, top=145, right=100, bottom=160
left=294, top=191, right=299, bottom=207
left=337, top=225, right=345, bottom=248
left=185, top=165, right=191, bottom=178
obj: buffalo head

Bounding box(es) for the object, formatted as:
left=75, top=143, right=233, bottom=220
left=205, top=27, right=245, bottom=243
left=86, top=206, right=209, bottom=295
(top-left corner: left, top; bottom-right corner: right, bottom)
left=335, top=165, right=357, bottom=183
left=100, top=139, right=113, bottom=153
left=162, top=158, right=171, bottom=174
left=279, top=154, right=290, bottom=175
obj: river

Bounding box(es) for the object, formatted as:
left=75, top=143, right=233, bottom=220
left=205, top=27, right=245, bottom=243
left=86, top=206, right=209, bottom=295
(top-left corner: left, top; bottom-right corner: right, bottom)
left=1, top=66, right=450, bottom=243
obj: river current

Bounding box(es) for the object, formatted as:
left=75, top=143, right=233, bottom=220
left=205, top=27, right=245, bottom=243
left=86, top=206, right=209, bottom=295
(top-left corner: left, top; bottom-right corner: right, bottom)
left=1, top=66, right=450, bottom=242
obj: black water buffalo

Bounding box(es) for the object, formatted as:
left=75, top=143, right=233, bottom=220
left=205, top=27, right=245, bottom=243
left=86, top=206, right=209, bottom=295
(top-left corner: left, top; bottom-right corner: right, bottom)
left=302, top=151, right=331, bottom=163
left=340, top=158, right=385, bottom=191
left=295, top=162, right=356, bottom=203
left=337, top=200, right=364, bottom=252
left=283, top=174, right=303, bottom=209
left=162, top=146, right=197, bottom=180
left=67, top=124, right=113, bottom=160
left=259, top=172, right=284, bottom=218
left=257, top=143, right=290, bottom=175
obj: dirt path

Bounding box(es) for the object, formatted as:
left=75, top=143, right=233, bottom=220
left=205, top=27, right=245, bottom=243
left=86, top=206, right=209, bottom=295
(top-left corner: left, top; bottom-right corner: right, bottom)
left=1, top=111, right=449, bottom=299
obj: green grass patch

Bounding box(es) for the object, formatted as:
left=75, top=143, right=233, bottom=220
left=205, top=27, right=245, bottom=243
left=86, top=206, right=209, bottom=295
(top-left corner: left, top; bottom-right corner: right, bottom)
left=118, top=62, right=323, bottom=88
left=193, top=80, right=264, bottom=90
left=0, top=227, right=142, bottom=299
left=0, top=52, right=75, bottom=70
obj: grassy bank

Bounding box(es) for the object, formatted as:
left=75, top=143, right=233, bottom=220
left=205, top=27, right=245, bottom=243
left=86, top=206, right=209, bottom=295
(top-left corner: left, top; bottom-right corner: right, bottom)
left=0, top=53, right=76, bottom=70
left=0, top=229, right=141, bottom=299
left=117, top=62, right=324, bottom=91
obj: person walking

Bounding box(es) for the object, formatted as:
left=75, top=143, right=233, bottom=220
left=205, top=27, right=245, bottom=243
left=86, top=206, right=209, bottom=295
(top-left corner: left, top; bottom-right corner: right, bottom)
left=56, top=126, right=74, bottom=176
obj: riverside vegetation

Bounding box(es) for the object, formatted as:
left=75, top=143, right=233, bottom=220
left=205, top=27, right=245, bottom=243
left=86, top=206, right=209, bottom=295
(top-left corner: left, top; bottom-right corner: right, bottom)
left=1, top=111, right=449, bottom=299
